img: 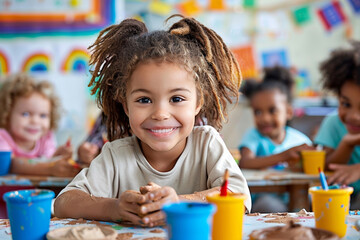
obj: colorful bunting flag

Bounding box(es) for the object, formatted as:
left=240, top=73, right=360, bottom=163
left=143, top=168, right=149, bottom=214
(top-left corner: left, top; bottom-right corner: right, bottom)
left=209, top=0, right=225, bottom=10
left=292, top=5, right=311, bottom=25
left=348, top=0, right=360, bottom=13
left=317, top=1, right=347, bottom=31
left=177, top=0, right=202, bottom=16
left=149, top=0, right=172, bottom=16
left=243, top=0, right=255, bottom=9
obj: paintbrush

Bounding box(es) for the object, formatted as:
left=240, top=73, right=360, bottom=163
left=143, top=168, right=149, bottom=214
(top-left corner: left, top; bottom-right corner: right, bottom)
left=318, top=167, right=329, bottom=190
left=66, top=136, right=72, bottom=147
left=220, top=169, right=229, bottom=197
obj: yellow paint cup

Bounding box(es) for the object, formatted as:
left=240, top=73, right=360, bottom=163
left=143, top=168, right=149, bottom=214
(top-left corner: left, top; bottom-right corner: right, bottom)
left=309, top=186, right=353, bottom=237
left=206, top=193, right=246, bottom=240
left=301, top=150, right=325, bottom=174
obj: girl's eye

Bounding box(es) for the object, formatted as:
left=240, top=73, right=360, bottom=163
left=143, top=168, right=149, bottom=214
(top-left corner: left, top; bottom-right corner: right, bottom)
left=254, top=109, right=261, bottom=116
left=269, top=107, right=277, bottom=114
left=40, top=114, right=49, bottom=119
left=171, top=96, right=184, bottom=103
left=340, top=101, right=351, bottom=108
left=22, top=112, right=30, bottom=117
left=137, top=97, right=151, bottom=104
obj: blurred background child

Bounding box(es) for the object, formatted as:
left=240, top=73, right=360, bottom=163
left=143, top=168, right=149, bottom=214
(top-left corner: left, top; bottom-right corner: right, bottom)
left=77, top=112, right=107, bottom=165
left=314, top=41, right=360, bottom=209
left=0, top=74, right=79, bottom=177
left=239, top=66, right=313, bottom=212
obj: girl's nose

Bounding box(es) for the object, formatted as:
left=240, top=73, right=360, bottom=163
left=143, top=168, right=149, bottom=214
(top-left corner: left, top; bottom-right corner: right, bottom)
left=151, top=105, right=170, bottom=120
left=348, top=109, right=360, bottom=122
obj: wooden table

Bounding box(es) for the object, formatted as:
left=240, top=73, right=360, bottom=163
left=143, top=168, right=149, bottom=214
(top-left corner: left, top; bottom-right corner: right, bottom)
left=243, top=169, right=321, bottom=212
left=0, top=212, right=359, bottom=239
left=0, top=174, right=72, bottom=218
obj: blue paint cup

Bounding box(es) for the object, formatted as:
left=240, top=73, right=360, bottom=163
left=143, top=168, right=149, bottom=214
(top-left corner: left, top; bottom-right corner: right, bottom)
left=3, top=189, right=55, bottom=240
left=162, top=202, right=216, bottom=240
left=0, top=151, right=11, bottom=176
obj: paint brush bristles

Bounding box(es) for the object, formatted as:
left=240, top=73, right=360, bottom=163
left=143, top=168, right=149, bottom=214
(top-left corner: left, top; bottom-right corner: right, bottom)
left=220, top=169, right=229, bottom=197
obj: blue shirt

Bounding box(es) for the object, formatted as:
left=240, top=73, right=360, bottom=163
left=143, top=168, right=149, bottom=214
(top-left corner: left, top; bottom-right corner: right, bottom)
left=314, top=113, right=360, bottom=193
left=239, top=126, right=312, bottom=169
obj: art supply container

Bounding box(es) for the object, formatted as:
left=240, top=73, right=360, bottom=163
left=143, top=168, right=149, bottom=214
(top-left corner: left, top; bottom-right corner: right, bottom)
left=3, top=189, right=55, bottom=240
left=206, top=193, right=246, bottom=240
left=162, top=202, right=216, bottom=240
left=0, top=151, right=11, bottom=175
left=309, top=186, right=353, bottom=237
left=301, top=150, right=325, bottom=175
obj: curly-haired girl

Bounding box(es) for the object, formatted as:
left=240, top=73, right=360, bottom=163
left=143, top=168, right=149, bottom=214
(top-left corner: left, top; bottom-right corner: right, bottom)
left=54, top=15, right=251, bottom=226
left=314, top=41, right=360, bottom=209
left=0, top=74, right=78, bottom=177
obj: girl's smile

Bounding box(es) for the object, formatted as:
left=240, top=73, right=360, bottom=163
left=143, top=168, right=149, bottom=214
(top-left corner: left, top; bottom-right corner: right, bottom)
left=338, top=81, right=360, bottom=134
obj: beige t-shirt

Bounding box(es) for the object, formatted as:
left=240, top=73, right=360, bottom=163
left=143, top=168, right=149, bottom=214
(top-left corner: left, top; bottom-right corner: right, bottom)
left=59, top=126, right=251, bottom=211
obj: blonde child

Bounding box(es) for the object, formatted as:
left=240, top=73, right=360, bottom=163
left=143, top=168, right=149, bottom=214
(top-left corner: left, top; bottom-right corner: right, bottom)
left=0, top=74, right=79, bottom=177
left=314, top=41, right=360, bottom=209
left=54, top=15, right=251, bottom=226
left=239, top=66, right=313, bottom=212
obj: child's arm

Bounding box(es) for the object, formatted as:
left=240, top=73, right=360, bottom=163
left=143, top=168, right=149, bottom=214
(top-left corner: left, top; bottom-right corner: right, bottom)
left=54, top=189, right=148, bottom=224
left=10, top=157, right=79, bottom=177
left=324, top=133, right=360, bottom=165
left=239, top=144, right=313, bottom=169
left=327, top=163, right=360, bottom=185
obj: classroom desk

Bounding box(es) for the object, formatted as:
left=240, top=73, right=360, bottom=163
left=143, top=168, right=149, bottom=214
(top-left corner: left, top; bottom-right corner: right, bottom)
left=0, top=174, right=72, bottom=218
left=243, top=169, right=320, bottom=212
left=0, top=212, right=359, bottom=239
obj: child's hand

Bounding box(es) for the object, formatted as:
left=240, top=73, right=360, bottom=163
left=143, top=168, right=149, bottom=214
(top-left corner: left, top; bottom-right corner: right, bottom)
left=50, top=157, right=80, bottom=177
left=343, top=133, right=360, bottom=147
left=328, top=163, right=360, bottom=185
left=77, top=142, right=100, bottom=164
left=139, top=186, right=179, bottom=227
left=116, top=190, right=147, bottom=225
left=140, top=182, right=162, bottom=194
left=53, top=144, right=73, bottom=160
left=283, top=144, right=314, bottom=166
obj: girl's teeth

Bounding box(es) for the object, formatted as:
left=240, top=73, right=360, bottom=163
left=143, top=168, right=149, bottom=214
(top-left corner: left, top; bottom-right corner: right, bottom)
left=151, top=128, right=174, bottom=133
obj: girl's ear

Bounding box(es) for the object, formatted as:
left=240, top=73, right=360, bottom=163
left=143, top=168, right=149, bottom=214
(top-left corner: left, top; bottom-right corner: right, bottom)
left=286, top=103, right=293, bottom=120
left=195, top=96, right=204, bottom=115
left=122, top=101, right=129, bottom=116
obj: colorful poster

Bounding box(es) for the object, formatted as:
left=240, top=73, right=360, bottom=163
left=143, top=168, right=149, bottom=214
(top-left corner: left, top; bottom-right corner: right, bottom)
left=231, top=45, right=257, bottom=79
left=261, top=49, right=289, bottom=67
left=0, top=0, right=115, bottom=36
left=62, top=49, right=90, bottom=73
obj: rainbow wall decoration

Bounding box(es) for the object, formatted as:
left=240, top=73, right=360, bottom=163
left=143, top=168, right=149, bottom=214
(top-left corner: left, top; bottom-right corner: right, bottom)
left=22, top=53, right=51, bottom=73
left=62, top=49, right=90, bottom=73
left=0, top=51, right=10, bottom=75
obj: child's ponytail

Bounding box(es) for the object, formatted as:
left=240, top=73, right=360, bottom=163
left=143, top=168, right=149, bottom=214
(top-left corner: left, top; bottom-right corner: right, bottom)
left=168, top=15, right=241, bottom=129
left=88, top=19, right=148, bottom=140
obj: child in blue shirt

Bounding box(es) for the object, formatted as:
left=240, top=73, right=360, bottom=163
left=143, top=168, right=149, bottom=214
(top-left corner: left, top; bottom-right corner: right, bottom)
left=239, top=66, right=313, bottom=212
left=314, top=41, right=360, bottom=209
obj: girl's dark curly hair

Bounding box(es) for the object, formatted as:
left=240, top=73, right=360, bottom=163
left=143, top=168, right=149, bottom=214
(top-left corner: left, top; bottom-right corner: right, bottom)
left=320, top=41, right=360, bottom=95
left=88, top=14, right=242, bottom=141
left=241, top=66, right=294, bottom=103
